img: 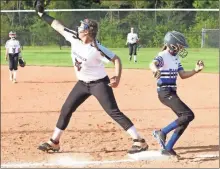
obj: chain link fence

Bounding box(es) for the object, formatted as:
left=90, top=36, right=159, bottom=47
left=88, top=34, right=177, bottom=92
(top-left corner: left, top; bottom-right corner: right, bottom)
left=1, top=11, right=219, bottom=48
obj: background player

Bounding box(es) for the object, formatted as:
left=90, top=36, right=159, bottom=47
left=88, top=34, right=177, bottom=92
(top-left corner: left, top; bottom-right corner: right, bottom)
left=149, top=31, right=204, bottom=156
left=5, top=31, right=23, bottom=83
left=126, top=27, right=139, bottom=63
left=35, top=0, right=148, bottom=154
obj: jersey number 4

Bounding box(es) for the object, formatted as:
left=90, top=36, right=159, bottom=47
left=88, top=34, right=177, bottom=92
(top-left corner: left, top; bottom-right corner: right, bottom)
left=75, top=58, right=82, bottom=71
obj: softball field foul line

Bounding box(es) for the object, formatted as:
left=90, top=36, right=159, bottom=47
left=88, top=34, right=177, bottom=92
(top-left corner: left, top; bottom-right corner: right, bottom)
left=1, top=159, right=137, bottom=168
left=1, top=151, right=168, bottom=168
left=1, top=154, right=219, bottom=168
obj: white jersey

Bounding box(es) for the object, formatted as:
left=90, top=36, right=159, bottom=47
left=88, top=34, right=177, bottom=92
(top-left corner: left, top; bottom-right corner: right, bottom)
left=62, top=28, right=115, bottom=82
left=5, top=39, right=21, bottom=54
left=154, top=50, right=184, bottom=88
left=127, top=32, right=138, bottom=44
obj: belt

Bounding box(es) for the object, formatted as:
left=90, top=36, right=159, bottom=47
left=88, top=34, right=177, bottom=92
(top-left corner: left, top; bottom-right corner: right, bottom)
left=9, top=53, right=19, bottom=55
left=157, top=86, right=177, bottom=92
left=79, top=76, right=108, bottom=84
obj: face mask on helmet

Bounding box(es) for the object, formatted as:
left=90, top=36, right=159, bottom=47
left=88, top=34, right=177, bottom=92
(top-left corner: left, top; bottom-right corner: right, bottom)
left=168, top=44, right=188, bottom=58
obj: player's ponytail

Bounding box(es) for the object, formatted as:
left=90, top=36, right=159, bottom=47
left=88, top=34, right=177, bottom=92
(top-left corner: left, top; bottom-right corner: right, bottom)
left=162, top=45, right=167, bottom=51
left=93, top=39, right=104, bottom=56
left=86, top=19, right=104, bottom=56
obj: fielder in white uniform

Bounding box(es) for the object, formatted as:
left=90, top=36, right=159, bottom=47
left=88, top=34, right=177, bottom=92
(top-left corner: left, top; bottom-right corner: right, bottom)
left=5, top=31, right=22, bottom=83
left=35, top=0, right=148, bottom=154
left=126, top=27, right=139, bottom=62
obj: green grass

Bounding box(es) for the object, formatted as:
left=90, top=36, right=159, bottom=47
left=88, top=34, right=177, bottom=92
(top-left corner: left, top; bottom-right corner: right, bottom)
left=1, top=46, right=219, bottom=73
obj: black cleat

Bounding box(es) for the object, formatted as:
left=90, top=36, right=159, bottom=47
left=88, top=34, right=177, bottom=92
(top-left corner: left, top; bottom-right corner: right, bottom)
left=153, top=130, right=166, bottom=149
left=128, top=138, right=149, bottom=154
left=38, top=139, right=60, bottom=152
left=161, top=149, right=179, bottom=157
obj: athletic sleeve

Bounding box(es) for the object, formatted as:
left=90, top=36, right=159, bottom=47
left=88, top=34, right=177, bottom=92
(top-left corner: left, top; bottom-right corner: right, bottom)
left=97, top=42, right=115, bottom=63
left=177, top=58, right=184, bottom=71
left=62, top=27, right=79, bottom=43
left=154, top=55, right=164, bottom=68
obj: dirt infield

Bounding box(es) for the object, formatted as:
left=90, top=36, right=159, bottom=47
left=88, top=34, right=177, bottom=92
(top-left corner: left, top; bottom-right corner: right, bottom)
left=1, top=65, right=219, bottom=168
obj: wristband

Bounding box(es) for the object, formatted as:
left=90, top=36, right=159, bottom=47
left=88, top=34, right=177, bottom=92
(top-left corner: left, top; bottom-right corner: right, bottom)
left=41, top=13, right=55, bottom=25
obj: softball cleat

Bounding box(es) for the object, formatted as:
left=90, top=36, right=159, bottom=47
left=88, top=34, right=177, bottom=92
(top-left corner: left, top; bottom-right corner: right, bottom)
left=38, top=139, right=60, bottom=152
left=128, top=138, right=148, bottom=154
left=161, top=149, right=180, bottom=157
left=153, top=130, right=166, bottom=149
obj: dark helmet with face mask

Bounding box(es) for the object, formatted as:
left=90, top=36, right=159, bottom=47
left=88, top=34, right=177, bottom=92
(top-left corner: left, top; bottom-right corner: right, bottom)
left=164, top=31, right=188, bottom=58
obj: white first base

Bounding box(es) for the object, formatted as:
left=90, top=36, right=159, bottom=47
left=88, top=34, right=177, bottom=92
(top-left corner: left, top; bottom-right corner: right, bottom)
left=128, top=150, right=169, bottom=161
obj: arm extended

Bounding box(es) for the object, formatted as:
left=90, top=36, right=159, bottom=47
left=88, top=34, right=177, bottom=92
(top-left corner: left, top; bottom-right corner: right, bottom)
left=178, top=60, right=204, bottom=79
left=35, top=1, right=77, bottom=38
left=178, top=70, right=197, bottom=79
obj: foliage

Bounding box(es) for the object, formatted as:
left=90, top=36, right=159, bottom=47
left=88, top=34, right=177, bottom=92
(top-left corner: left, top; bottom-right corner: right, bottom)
left=1, top=0, right=219, bottom=48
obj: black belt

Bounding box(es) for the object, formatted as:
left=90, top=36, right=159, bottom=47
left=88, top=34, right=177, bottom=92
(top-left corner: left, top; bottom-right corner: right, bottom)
left=79, top=76, right=108, bottom=84
left=157, top=86, right=177, bottom=92
left=9, top=53, right=19, bottom=56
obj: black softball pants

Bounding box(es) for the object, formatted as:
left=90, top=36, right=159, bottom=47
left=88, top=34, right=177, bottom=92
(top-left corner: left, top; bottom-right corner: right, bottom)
left=129, top=43, right=137, bottom=55
left=56, top=76, right=134, bottom=131
left=8, top=53, right=19, bottom=71
left=158, top=88, right=194, bottom=136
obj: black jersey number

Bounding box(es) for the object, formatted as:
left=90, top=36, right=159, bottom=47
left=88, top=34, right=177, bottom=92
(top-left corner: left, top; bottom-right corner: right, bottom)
left=12, top=48, right=16, bottom=54
left=75, top=58, right=82, bottom=71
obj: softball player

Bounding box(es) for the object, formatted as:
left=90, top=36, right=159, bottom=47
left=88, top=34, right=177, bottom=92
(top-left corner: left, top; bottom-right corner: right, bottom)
left=35, top=0, right=148, bottom=154
left=126, top=27, right=139, bottom=62
left=5, top=31, right=22, bottom=83
left=149, top=31, right=204, bottom=156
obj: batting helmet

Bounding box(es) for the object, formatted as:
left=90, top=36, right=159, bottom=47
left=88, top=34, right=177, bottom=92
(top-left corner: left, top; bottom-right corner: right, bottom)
left=18, top=58, right=26, bottom=67
left=164, top=31, right=188, bottom=58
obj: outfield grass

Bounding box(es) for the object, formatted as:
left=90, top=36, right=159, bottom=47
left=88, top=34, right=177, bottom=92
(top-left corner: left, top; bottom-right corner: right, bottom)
left=1, top=46, right=219, bottom=73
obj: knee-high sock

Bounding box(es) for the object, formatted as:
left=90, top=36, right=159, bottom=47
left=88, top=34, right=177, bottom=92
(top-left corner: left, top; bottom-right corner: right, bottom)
left=13, top=70, right=17, bottom=80
left=161, top=120, right=178, bottom=135
left=127, top=125, right=141, bottom=139
left=165, top=132, right=181, bottom=150
left=52, top=127, right=63, bottom=142
left=134, top=55, right=137, bottom=61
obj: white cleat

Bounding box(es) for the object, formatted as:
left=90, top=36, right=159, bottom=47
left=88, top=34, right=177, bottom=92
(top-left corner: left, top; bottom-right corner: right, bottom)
left=13, top=79, right=17, bottom=83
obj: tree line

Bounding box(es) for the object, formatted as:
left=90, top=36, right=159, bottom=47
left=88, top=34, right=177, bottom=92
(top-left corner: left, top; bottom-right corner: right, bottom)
left=1, top=0, right=219, bottom=48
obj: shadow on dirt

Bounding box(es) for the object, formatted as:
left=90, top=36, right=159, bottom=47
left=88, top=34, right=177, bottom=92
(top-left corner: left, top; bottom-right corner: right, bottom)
left=176, top=145, right=219, bottom=154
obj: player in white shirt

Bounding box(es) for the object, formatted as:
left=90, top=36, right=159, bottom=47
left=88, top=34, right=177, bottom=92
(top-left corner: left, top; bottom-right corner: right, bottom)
left=5, top=31, right=22, bottom=83
left=126, top=27, right=139, bottom=62
left=35, top=0, right=148, bottom=154
left=149, top=31, right=204, bottom=157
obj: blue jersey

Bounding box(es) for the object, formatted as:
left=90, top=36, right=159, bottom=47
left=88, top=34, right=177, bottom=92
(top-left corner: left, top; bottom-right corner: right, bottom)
left=154, top=50, right=184, bottom=90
